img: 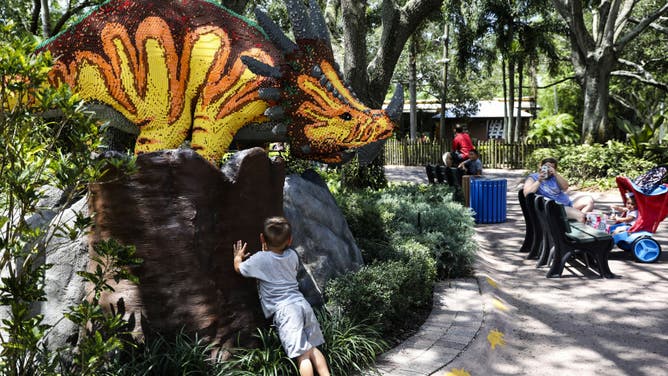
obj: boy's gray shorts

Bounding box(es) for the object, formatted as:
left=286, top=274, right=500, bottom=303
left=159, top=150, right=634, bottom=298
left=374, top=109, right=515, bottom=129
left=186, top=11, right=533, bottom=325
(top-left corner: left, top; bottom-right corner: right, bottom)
left=273, top=299, right=325, bottom=358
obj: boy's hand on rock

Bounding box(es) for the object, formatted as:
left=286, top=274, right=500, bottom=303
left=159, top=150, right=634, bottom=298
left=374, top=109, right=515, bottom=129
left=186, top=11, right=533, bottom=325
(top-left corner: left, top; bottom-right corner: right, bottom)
left=233, top=240, right=249, bottom=259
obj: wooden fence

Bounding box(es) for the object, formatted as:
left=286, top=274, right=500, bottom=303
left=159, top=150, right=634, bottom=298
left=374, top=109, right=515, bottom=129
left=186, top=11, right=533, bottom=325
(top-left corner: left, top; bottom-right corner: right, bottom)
left=384, top=138, right=547, bottom=169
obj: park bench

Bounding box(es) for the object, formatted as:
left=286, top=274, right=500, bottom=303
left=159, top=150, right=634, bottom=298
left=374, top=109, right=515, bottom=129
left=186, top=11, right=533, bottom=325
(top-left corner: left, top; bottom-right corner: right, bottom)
left=518, top=189, right=615, bottom=278
left=425, top=164, right=447, bottom=184
left=425, top=165, right=463, bottom=187
left=544, top=199, right=615, bottom=278
left=518, top=189, right=535, bottom=253
left=518, top=190, right=546, bottom=260
left=533, top=195, right=554, bottom=267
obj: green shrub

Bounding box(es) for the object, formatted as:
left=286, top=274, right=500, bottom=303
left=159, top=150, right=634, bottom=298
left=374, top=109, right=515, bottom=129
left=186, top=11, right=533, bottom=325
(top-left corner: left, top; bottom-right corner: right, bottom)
left=527, top=113, right=580, bottom=144
left=525, top=147, right=561, bottom=170
left=318, top=309, right=388, bottom=375
left=225, top=328, right=297, bottom=376
left=209, top=309, right=386, bottom=376
left=526, top=141, right=655, bottom=190
left=325, top=247, right=437, bottom=336
left=112, top=331, right=249, bottom=376
left=375, top=185, right=476, bottom=278
left=334, top=188, right=394, bottom=262
left=615, top=115, right=668, bottom=164
left=335, top=184, right=476, bottom=278
left=391, top=240, right=438, bottom=303
left=1, top=24, right=139, bottom=376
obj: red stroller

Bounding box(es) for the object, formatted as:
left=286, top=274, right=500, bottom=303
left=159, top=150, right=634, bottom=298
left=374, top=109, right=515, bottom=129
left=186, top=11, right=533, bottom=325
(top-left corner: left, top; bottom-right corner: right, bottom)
left=612, top=173, right=668, bottom=263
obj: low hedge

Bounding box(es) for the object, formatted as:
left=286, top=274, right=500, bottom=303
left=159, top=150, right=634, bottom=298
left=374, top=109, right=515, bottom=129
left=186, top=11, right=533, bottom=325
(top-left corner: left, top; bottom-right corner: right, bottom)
left=327, top=183, right=477, bottom=338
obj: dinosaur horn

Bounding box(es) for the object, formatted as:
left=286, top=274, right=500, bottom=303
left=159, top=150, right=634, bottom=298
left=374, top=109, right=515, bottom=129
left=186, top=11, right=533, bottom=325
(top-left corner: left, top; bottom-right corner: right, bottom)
left=384, top=83, right=404, bottom=122
left=356, top=140, right=387, bottom=166
left=308, top=0, right=331, bottom=45
left=284, top=0, right=315, bottom=40
left=254, top=8, right=298, bottom=54
left=240, top=56, right=283, bottom=79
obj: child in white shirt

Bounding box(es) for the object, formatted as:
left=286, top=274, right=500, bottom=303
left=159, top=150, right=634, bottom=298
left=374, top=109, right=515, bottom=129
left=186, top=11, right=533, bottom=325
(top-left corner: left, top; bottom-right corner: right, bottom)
left=610, top=195, right=638, bottom=234
left=233, top=217, right=330, bottom=376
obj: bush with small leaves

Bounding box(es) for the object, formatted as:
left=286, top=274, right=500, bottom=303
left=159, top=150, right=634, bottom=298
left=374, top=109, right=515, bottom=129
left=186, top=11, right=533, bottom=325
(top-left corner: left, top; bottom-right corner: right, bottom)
left=325, top=245, right=437, bottom=337
left=334, top=184, right=476, bottom=277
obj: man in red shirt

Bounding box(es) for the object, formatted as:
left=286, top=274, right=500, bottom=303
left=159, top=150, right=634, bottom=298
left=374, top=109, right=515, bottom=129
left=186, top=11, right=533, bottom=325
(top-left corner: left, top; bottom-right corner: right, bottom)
left=443, top=124, right=474, bottom=167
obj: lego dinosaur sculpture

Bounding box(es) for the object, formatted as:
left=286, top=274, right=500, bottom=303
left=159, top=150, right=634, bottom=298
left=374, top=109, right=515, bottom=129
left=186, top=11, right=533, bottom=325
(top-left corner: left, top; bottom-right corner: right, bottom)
left=38, top=0, right=401, bottom=165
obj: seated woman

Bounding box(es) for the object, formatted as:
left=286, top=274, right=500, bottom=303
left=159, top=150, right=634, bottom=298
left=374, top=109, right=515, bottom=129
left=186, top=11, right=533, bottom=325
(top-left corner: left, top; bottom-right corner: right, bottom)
left=523, top=157, right=594, bottom=223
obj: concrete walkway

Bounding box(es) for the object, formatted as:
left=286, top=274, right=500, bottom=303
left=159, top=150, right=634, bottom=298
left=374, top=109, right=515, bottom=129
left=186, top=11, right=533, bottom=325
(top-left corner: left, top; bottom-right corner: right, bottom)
left=376, top=165, right=668, bottom=376
left=375, top=280, right=483, bottom=375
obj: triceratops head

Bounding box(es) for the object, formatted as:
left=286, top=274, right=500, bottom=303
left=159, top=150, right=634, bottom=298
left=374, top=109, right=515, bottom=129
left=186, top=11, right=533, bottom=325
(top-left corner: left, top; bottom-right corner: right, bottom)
left=241, top=0, right=402, bottom=165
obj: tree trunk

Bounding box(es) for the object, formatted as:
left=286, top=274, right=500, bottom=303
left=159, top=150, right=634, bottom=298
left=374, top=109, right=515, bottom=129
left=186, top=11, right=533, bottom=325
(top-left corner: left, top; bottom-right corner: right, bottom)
left=340, top=0, right=371, bottom=102
left=502, top=59, right=508, bottom=139
left=507, top=59, right=516, bottom=142
left=553, top=0, right=668, bottom=143
left=582, top=65, right=613, bottom=142
left=337, top=0, right=443, bottom=189
left=409, top=36, right=417, bottom=140
left=40, top=0, right=50, bottom=38
left=515, top=60, right=524, bottom=142
left=530, top=63, right=538, bottom=117
left=439, top=22, right=449, bottom=141
left=30, top=0, right=40, bottom=36
left=366, top=0, right=443, bottom=107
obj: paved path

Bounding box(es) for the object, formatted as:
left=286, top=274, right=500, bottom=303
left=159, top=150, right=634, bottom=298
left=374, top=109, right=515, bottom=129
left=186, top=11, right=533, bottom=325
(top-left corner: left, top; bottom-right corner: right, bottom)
left=375, top=280, right=483, bottom=375
left=376, top=165, right=668, bottom=376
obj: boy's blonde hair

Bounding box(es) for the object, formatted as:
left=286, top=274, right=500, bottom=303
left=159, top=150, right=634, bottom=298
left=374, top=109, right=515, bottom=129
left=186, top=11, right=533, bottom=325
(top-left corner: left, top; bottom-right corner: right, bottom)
left=263, top=216, right=291, bottom=248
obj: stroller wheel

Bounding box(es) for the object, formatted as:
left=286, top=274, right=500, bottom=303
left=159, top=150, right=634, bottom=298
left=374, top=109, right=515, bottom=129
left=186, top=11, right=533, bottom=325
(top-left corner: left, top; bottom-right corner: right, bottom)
left=631, top=237, right=661, bottom=263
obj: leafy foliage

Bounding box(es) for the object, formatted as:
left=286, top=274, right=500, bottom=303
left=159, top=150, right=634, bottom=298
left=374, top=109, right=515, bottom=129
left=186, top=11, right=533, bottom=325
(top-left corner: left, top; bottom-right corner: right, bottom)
left=1, top=23, right=138, bottom=376
left=615, top=115, right=668, bottom=164
left=325, top=250, right=436, bottom=337
left=112, top=330, right=249, bottom=376
left=318, top=309, right=388, bottom=374
left=327, top=183, right=476, bottom=339
left=334, top=184, right=476, bottom=277
left=225, top=328, right=298, bottom=376
left=536, top=77, right=584, bottom=127
left=527, top=113, right=580, bottom=144
left=1, top=24, right=96, bottom=376
left=114, top=308, right=387, bottom=376
left=60, top=240, right=142, bottom=375
left=526, top=142, right=655, bottom=190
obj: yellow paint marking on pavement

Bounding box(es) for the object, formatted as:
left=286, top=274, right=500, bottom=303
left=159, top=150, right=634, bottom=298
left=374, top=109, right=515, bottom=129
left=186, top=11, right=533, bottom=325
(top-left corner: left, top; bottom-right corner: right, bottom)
left=492, top=298, right=509, bottom=311
left=486, top=276, right=498, bottom=288
left=487, top=329, right=506, bottom=350
left=444, top=368, right=471, bottom=376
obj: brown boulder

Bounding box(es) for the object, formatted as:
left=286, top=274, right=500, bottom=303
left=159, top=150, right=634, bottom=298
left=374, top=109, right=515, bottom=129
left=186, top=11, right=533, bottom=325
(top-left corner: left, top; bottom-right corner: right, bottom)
left=88, top=147, right=285, bottom=350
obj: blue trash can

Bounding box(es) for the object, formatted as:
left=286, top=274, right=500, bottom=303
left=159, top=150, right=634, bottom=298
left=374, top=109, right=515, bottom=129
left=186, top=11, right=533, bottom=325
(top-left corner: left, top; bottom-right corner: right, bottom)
left=470, top=178, right=507, bottom=223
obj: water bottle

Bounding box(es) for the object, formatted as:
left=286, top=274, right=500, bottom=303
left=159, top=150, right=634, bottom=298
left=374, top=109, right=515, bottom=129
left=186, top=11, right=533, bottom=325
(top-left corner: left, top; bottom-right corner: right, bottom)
left=597, top=214, right=607, bottom=231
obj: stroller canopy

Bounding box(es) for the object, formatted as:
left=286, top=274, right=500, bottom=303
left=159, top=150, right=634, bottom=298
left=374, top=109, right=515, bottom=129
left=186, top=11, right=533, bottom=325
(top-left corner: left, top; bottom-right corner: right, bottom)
left=616, top=176, right=668, bottom=233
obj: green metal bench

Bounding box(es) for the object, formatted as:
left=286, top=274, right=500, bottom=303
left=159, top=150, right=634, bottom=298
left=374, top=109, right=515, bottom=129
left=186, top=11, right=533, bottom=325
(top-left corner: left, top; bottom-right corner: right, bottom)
left=544, top=199, right=615, bottom=278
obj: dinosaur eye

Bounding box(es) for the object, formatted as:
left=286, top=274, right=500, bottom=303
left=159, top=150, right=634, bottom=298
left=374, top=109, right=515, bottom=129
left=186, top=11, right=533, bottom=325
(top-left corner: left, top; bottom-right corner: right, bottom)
left=339, top=112, right=352, bottom=121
